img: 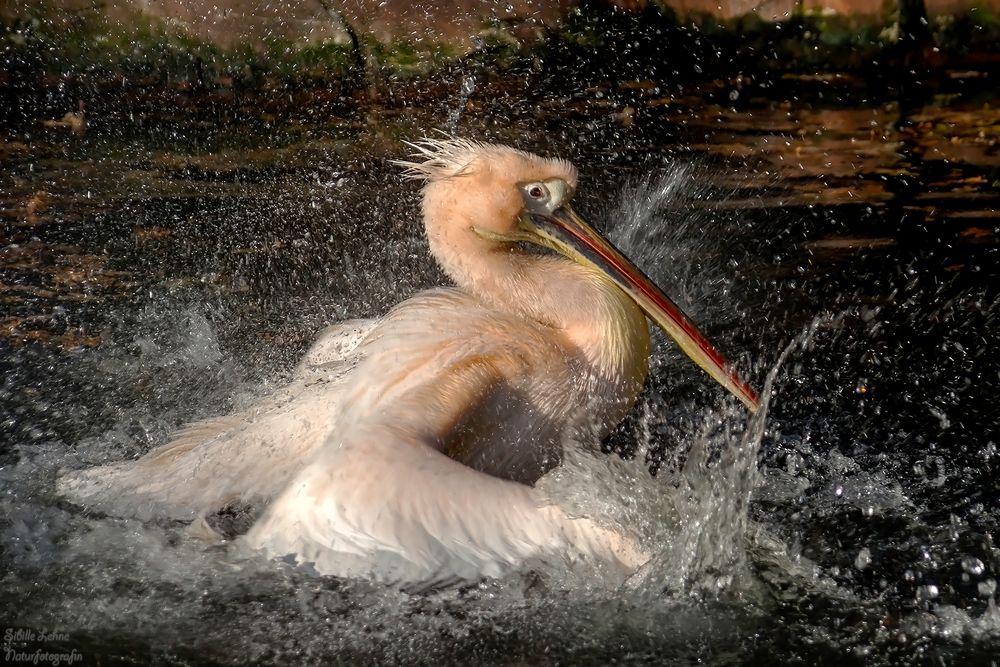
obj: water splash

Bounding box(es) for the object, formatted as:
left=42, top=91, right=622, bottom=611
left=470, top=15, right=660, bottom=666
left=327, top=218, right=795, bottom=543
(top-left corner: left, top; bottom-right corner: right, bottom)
left=652, top=316, right=833, bottom=597
left=445, top=75, right=477, bottom=133
left=607, top=164, right=742, bottom=325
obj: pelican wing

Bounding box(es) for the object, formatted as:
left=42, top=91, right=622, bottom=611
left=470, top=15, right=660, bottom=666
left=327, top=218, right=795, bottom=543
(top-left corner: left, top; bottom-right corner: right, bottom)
left=57, top=379, right=345, bottom=520
left=57, top=318, right=376, bottom=521
left=316, top=290, right=574, bottom=474
left=244, top=289, right=645, bottom=584
left=58, top=289, right=646, bottom=584
left=244, top=420, right=646, bottom=587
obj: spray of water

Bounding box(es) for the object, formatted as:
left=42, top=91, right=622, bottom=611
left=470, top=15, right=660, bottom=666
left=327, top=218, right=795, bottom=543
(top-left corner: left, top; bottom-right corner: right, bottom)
left=653, top=316, right=831, bottom=596
left=445, top=75, right=477, bottom=134
left=608, top=163, right=742, bottom=326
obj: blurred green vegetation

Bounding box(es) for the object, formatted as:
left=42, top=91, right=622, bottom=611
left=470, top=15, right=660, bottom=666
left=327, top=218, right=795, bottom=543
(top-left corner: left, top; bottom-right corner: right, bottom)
left=2, top=0, right=998, bottom=128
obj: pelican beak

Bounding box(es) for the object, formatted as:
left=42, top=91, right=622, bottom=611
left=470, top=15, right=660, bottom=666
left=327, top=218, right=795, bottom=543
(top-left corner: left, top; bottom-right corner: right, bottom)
left=518, top=179, right=759, bottom=413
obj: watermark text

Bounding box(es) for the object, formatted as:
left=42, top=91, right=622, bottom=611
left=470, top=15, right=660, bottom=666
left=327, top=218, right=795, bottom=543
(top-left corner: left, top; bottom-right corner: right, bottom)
left=3, top=628, right=83, bottom=666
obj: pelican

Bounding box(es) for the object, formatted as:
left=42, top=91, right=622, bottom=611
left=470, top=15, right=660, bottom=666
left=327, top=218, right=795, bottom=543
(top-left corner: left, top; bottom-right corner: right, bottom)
left=59, top=138, right=758, bottom=587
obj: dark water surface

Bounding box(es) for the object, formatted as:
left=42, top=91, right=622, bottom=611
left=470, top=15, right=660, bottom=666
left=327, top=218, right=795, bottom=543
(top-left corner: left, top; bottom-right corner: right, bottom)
left=1, top=74, right=999, bottom=665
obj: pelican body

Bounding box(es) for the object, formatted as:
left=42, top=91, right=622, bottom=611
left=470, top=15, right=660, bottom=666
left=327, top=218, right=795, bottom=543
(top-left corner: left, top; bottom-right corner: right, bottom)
left=59, top=139, right=757, bottom=587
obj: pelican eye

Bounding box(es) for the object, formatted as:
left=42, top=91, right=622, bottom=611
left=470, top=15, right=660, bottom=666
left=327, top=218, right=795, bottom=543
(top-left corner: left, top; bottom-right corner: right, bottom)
left=527, top=184, right=547, bottom=200
left=519, top=181, right=559, bottom=216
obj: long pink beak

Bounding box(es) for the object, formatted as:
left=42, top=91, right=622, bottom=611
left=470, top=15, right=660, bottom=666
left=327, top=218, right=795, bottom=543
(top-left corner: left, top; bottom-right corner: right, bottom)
left=522, top=202, right=759, bottom=413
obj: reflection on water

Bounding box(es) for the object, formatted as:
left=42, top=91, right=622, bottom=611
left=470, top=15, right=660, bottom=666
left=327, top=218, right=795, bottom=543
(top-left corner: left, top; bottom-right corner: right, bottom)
left=1, top=74, right=999, bottom=664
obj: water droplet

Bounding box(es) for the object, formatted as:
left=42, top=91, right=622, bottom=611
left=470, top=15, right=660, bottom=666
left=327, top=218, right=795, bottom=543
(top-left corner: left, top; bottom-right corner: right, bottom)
left=961, top=556, right=985, bottom=576
left=916, top=584, right=939, bottom=600
left=729, top=90, right=739, bottom=101
left=855, top=548, right=871, bottom=570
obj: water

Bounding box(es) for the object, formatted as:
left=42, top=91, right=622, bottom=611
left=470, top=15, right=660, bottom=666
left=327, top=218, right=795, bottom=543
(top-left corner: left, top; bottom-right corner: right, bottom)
left=2, top=76, right=999, bottom=664
left=445, top=75, right=477, bottom=133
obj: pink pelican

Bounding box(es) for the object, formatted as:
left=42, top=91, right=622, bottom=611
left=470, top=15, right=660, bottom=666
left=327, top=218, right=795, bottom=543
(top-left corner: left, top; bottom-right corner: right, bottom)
left=59, top=138, right=758, bottom=587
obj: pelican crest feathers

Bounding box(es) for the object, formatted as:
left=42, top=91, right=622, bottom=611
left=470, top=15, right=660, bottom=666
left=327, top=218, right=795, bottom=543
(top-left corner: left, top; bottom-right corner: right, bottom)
left=392, top=136, right=577, bottom=185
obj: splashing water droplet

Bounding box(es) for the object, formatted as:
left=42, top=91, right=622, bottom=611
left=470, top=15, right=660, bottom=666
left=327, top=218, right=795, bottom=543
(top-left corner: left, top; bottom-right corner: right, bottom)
left=916, top=584, right=939, bottom=601
left=962, top=557, right=986, bottom=577
left=445, top=75, right=477, bottom=133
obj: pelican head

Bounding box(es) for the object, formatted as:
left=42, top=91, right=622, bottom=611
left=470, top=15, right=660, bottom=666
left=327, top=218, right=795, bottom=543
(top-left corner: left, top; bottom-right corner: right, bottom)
left=395, top=137, right=759, bottom=412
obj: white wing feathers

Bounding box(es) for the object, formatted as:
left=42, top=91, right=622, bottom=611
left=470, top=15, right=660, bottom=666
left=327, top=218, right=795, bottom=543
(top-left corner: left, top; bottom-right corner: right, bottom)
left=57, top=289, right=646, bottom=583
left=57, top=318, right=373, bottom=521
left=244, top=420, right=644, bottom=586
left=244, top=290, right=646, bottom=582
